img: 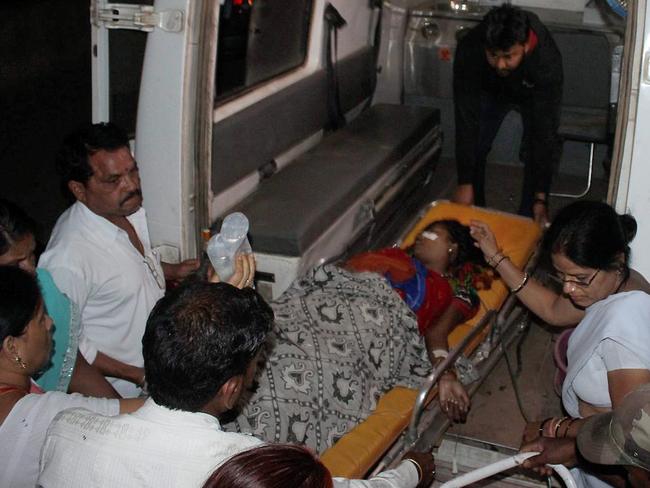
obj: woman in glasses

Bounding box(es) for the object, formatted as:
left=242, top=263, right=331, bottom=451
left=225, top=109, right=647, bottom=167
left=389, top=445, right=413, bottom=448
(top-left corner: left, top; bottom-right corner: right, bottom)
left=0, top=199, right=119, bottom=398
left=471, top=200, right=650, bottom=488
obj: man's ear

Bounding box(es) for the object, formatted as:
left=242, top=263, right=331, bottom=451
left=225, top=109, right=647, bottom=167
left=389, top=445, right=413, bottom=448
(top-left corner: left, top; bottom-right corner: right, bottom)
left=219, top=375, right=244, bottom=411
left=68, top=180, right=87, bottom=203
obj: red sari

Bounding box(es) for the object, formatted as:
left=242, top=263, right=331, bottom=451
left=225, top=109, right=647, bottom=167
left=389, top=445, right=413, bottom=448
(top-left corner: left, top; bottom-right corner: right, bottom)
left=346, top=248, right=480, bottom=334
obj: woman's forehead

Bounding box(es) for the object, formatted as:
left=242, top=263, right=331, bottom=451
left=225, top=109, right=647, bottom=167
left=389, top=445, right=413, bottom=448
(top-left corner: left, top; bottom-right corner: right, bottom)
left=551, top=252, right=591, bottom=273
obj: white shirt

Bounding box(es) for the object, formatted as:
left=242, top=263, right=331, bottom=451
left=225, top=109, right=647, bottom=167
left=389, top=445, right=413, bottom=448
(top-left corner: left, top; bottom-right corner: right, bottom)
left=39, top=202, right=165, bottom=397
left=0, top=391, right=118, bottom=488
left=38, top=399, right=419, bottom=488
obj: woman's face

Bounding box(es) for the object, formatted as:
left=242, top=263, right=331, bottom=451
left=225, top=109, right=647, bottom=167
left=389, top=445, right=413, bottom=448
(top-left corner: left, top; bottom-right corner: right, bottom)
left=13, top=301, right=53, bottom=374
left=414, top=224, right=456, bottom=270
left=0, top=233, right=36, bottom=275
left=551, top=252, right=620, bottom=308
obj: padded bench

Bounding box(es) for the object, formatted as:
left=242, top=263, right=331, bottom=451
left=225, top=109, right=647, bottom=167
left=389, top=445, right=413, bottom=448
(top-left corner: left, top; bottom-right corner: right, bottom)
left=235, top=103, right=441, bottom=257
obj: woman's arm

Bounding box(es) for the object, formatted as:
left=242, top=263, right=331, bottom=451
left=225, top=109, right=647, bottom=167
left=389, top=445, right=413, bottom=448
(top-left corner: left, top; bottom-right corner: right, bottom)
left=469, top=220, right=583, bottom=326
left=424, top=305, right=470, bottom=422
left=609, top=369, right=650, bottom=408
left=68, top=351, right=121, bottom=398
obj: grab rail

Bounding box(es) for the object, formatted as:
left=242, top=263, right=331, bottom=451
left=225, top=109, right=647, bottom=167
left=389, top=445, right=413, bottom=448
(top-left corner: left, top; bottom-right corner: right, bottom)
left=406, top=309, right=496, bottom=444
left=438, top=451, right=577, bottom=488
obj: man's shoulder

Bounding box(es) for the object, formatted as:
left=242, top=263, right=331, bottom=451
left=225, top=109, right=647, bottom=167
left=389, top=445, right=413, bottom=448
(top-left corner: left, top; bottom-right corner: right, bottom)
left=49, top=405, right=125, bottom=437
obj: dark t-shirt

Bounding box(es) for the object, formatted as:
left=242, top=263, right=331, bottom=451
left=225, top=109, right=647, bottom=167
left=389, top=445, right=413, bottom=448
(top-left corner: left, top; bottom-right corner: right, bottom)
left=453, top=10, right=563, bottom=193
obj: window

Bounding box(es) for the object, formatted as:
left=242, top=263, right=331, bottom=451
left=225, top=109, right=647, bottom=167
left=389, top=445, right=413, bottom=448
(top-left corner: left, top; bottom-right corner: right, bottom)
left=215, top=0, right=313, bottom=103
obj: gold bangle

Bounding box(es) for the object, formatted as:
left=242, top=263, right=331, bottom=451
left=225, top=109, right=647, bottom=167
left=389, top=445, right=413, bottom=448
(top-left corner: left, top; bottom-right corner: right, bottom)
left=510, top=272, right=529, bottom=294
left=487, top=250, right=503, bottom=266
left=553, top=417, right=569, bottom=438
left=493, top=255, right=509, bottom=269
left=404, top=458, right=423, bottom=482
left=561, top=417, right=579, bottom=438
left=538, top=416, right=553, bottom=437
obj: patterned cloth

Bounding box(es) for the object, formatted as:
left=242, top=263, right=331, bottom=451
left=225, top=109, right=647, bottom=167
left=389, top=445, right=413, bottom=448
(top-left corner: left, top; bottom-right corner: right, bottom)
left=224, top=265, right=431, bottom=453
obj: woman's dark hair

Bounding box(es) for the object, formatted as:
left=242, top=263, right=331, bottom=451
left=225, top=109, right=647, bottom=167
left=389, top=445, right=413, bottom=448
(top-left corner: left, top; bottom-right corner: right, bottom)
left=0, top=266, right=41, bottom=345
left=426, top=219, right=486, bottom=268
left=0, top=199, right=37, bottom=256
left=482, top=4, right=529, bottom=52
left=543, top=201, right=636, bottom=271
left=142, top=281, right=273, bottom=412
left=202, top=444, right=333, bottom=488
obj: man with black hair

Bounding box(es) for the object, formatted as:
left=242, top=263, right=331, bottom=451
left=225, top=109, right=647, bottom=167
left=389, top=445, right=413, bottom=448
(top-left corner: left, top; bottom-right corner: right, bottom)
left=38, top=282, right=436, bottom=488
left=39, top=122, right=199, bottom=397
left=452, top=4, right=563, bottom=226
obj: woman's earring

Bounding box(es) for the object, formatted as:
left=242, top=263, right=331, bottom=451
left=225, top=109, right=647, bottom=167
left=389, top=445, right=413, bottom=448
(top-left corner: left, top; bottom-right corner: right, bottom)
left=13, top=354, right=27, bottom=370
left=448, top=248, right=454, bottom=255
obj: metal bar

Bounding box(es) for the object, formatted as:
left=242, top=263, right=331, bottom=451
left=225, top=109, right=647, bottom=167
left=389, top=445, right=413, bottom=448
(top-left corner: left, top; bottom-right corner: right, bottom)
left=550, top=142, right=595, bottom=198
left=406, top=309, right=496, bottom=444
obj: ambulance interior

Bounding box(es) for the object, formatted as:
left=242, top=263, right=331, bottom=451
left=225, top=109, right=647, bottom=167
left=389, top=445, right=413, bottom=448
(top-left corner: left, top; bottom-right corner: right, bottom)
left=96, top=0, right=641, bottom=485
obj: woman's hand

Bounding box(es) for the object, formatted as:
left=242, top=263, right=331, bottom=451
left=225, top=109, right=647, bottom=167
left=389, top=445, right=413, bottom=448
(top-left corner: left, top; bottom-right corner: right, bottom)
left=208, top=253, right=256, bottom=289
left=438, top=373, right=470, bottom=422
left=469, top=220, right=500, bottom=261
left=522, top=419, right=547, bottom=445
left=520, top=436, right=577, bottom=477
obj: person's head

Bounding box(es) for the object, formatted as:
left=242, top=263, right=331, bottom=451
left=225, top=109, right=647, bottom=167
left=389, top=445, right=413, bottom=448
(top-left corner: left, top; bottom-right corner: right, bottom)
left=577, top=383, right=650, bottom=488
left=57, top=122, right=142, bottom=220
left=543, top=201, right=636, bottom=308
left=202, top=444, right=333, bottom=488
left=414, top=219, right=485, bottom=272
left=0, top=199, right=37, bottom=274
left=482, top=4, right=530, bottom=77
left=142, top=281, right=273, bottom=414
left=0, top=266, right=53, bottom=377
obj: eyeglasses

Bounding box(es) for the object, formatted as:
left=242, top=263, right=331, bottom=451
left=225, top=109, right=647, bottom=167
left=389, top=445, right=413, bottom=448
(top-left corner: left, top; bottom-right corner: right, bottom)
left=143, top=252, right=165, bottom=290
left=549, top=269, right=600, bottom=288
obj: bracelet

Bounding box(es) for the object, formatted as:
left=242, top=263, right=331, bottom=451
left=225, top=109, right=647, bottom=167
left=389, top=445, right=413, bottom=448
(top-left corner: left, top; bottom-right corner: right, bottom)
left=561, top=417, right=579, bottom=438
left=404, top=458, right=423, bottom=482
left=430, top=349, right=449, bottom=359
left=486, top=249, right=503, bottom=267
left=538, top=417, right=553, bottom=437
left=493, top=254, right=509, bottom=269
left=553, top=417, right=569, bottom=438
left=510, top=272, right=529, bottom=294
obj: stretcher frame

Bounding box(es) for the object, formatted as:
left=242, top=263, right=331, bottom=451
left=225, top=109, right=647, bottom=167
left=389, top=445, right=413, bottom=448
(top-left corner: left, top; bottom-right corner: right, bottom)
left=321, top=201, right=542, bottom=481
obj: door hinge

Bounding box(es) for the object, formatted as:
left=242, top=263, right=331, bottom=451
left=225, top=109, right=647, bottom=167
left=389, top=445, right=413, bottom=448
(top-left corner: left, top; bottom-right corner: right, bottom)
left=90, top=2, right=184, bottom=33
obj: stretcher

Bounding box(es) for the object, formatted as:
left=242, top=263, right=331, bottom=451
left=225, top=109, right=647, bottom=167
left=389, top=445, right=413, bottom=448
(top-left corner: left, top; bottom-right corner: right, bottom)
left=321, top=201, right=542, bottom=480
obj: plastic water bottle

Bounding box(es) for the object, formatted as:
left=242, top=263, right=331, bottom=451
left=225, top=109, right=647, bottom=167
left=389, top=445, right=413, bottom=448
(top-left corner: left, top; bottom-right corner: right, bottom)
left=206, top=212, right=252, bottom=282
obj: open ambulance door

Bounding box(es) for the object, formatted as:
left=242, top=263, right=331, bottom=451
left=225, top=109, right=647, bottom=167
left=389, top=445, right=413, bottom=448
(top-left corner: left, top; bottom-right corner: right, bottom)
left=609, top=0, right=650, bottom=278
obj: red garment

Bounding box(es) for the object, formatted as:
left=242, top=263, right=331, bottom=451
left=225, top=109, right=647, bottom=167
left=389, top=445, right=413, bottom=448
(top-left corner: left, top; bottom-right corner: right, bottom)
left=0, top=381, right=44, bottom=397
left=345, top=248, right=477, bottom=334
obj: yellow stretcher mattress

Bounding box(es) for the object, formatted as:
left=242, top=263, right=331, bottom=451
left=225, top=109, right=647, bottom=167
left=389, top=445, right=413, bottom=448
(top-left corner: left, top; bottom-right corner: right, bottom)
left=321, top=202, right=541, bottom=478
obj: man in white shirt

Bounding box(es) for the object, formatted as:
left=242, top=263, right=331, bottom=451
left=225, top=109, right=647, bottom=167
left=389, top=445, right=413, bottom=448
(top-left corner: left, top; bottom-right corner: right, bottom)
left=38, top=282, right=435, bottom=488
left=39, top=122, right=198, bottom=397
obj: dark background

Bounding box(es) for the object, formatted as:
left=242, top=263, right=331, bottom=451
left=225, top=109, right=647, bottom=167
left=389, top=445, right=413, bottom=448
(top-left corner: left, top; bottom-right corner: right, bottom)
left=1, top=0, right=92, bottom=242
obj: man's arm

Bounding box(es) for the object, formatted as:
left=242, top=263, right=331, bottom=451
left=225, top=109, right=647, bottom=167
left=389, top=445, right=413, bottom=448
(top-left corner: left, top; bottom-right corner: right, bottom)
left=91, top=351, right=145, bottom=387
left=162, top=259, right=200, bottom=281
left=332, top=451, right=435, bottom=488
left=68, top=351, right=121, bottom=398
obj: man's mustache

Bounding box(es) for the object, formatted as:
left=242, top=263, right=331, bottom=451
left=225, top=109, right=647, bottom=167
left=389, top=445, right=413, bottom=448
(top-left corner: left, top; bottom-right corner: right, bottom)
left=120, top=189, right=142, bottom=205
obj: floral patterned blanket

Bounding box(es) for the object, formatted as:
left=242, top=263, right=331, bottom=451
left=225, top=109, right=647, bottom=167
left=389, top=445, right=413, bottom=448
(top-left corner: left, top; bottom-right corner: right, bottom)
left=223, top=264, right=431, bottom=453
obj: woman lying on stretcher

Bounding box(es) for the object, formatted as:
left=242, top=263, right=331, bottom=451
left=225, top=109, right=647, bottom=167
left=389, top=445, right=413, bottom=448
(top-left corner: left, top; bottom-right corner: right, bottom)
left=216, top=220, right=492, bottom=454
left=345, top=220, right=492, bottom=421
